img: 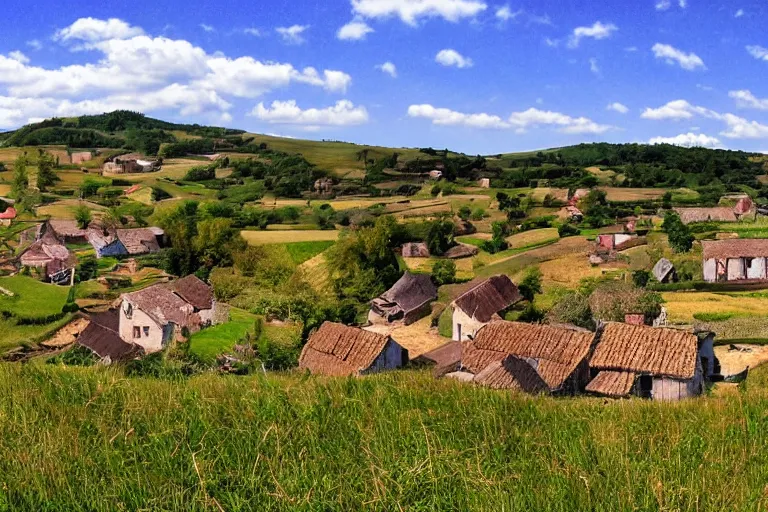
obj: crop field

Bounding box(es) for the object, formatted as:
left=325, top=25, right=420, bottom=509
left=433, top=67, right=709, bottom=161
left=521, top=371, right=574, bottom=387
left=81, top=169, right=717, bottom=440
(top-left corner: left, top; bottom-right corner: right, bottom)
left=505, top=228, right=559, bottom=248
left=36, top=199, right=107, bottom=219
left=241, top=229, right=340, bottom=245
left=475, top=236, right=591, bottom=278
left=298, top=251, right=335, bottom=297
left=188, top=308, right=258, bottom=363
left=283, top=240, right=336, bottom=264
left=585, top=166, right=617, bottom=182
left=662, top=291, right=768, bottom=324
left=401, top=256, right=474, bottom=280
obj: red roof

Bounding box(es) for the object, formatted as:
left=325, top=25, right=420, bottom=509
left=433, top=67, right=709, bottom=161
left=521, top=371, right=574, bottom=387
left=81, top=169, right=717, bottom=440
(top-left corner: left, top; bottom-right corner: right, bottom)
left=0, top=207, right=17, bottom=219
left=124, top=185, right=142, bottom=195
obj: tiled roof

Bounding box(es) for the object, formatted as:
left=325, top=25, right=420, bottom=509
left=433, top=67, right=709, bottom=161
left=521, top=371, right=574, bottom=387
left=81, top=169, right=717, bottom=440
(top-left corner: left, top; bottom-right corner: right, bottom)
left=701, top=239, right=768, bottom=260
left=453, top=275, right=521, bottom=323
left=169, top=275, right=213, bottom=310
left=585, top=371, right=636, bottom=397
left=298, top=322, right=391, bottom=376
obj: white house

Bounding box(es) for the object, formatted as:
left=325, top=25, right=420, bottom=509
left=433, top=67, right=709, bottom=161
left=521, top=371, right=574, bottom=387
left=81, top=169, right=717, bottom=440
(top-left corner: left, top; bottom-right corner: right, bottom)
left=450, top=275, right=521, bottom=341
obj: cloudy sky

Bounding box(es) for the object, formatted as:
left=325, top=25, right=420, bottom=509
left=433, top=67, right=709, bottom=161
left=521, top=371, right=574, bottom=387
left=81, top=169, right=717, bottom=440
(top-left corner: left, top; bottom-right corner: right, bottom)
left=1, top=0, right=767, bottom=154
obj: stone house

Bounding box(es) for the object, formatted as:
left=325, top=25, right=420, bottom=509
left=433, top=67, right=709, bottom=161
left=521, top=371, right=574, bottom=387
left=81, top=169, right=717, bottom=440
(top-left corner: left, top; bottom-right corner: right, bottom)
left=451, top=275, right=522, bottom=341
left=368, top=272, right=437, bottom=326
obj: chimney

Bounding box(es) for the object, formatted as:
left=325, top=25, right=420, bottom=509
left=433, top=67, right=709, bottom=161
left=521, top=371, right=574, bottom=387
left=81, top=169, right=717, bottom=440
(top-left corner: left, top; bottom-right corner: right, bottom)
left=625, top=313, right=645, bottom=326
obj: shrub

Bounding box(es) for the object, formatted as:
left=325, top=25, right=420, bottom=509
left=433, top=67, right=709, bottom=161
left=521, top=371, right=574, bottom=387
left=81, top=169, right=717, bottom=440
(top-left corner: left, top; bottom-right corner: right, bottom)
left=431, top=260, right=457, bottom=286
left=458, top=205, right=472, bottom=221
left=470, top=208, right=486, bottom=221
left=632, top=270, right=651, bottom=288
left=518, top=267, right=543, bottom=302
left=183, top=165, right=216, bottom=182
left=558, top=223, right=580, bottom=237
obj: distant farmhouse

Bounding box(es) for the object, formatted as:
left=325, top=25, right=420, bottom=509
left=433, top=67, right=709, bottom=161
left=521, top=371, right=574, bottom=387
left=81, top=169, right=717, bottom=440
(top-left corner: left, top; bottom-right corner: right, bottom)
left=451, top=275, right=521, bottom=341
left=702, top=239, right=768, bottom=282
left=299, top=322, right=407, bottom=376
left=103, top=153, right=161, bottom=174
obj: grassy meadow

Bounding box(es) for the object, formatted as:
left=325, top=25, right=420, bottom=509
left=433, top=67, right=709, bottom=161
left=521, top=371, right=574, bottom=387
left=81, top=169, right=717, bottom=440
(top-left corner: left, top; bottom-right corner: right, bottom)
left=0, top=364, right=766, bottom=510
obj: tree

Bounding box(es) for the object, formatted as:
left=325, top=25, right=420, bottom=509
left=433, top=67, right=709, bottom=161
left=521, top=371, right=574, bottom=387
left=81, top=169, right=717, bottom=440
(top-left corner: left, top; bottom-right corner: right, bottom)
left=425, top=217, right=454, bottom=256
left=480, top=221, right=509, bottom=254
left=11, top=154, right=29, bottom=199
left=518, top=267, right=542, bottom=302
left=457, top=205, right=472, bottom=221
left=157, top=200, right=201, bottom=276
left=581, top=189, right=611, bottom=228
left=74, top=205, right=92, bottom=229
left=662, top=211, right=694, bottom=253
left=35, top=149, right=57, bottom=191
left=431, top=259, right=457, bottom=286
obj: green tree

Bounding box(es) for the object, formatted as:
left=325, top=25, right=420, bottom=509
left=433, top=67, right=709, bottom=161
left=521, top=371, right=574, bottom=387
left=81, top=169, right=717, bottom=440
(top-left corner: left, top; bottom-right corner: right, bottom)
left=195, top=218, right=247, bottom=269
left=480, top=221, right=509, bottom=254
left=11, top=154, right=29, bottom=199
left=662, top=211, right=694, bottom=253
left=518, top=267, right=543, bottom=302
left=157, top=200, right=201, bottom=276
left=431, top=259, right=457, bottom=286
left=425, top=217, right=454, bottom=256
left=74, top=204, right=92, bottom=229
left=35, top=149, right=58, bottom=192
left=457, top=205, right=472, bottom=221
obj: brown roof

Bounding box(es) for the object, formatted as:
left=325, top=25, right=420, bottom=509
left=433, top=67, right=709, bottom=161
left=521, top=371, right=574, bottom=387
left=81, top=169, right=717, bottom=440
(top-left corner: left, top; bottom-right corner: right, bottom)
left=169, top=275, right=213, bottom=310
left=116, top=228, right=161, bottom=255
left=122, top=285, right=194, bottom=327
left=48, top=219, right=86, bottom=238
left=77, top=310, right=142, bottom=361
left=701, top=239, right=768, bottom=260
left=585, top=371, right=636, bottom=397
left=462, top=321, right=595, bottom=390
left=590, top=322, right=698, bottom=379
left=299, top=322, right=393, bottom=376
left=375, top=272, right=437, bottom=316
left=453, top=275, right=521, bottom=323
left=412, top=341, right=461, bottom=376
left=473, top=355, right=549, bottom=393
left=445, top=243, right=479, bottom=259
left=674, top=207, right=737, bottom=224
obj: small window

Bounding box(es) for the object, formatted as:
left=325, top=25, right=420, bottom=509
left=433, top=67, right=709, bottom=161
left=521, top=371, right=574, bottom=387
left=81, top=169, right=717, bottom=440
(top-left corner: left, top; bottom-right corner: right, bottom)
left=143, top=326, right=150, bottom=337
left=132, top=326, right=141, bottom=339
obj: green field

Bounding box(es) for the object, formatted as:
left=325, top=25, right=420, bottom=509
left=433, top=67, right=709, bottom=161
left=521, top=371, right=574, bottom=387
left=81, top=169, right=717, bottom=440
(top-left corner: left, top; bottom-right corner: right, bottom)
left=284, top=240, right=336, bottom=264
left=188, top=308, right=258, bottom=363
left=0, top=364, right=766, bottom=509
left=0, top=276, right=70, bottom=321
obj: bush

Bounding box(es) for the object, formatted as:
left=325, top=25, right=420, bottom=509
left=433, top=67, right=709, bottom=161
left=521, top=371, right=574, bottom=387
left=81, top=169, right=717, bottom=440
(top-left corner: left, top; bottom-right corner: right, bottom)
left=518, top=267, right=542, bottom=302
left=47, top=345, right=96, bottom=367
left=558, top=223, right=580, bottom=237
left=431, top=260, right=457, bottom=286
left=518, top=303, right=544, bottom=322
left=632, top=270, right=651, bottom=288
left=183, top=165, right=216, bottom=182
left=470, top=208, right=486, bottom=221
left=457, top=206, right=472, bottom=221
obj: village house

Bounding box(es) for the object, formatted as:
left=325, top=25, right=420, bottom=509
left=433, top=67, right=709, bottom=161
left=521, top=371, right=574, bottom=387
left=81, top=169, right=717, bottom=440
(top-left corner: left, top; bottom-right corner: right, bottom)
left=595, top=233, right=638, bottom=251
left=0, top=206, right=16, bottom=227
left=368, top=272, right=437, bottom=326
left=19, top=229, right=76, bottom=283
left=411, top=340, right=462, bottom=376
left=565, top=205, right=583, bottom=222
left=118, top=275, right=217, bottom=353
left=429, top=170, right=443, bottom=180
left=77, top=310, right=143, bottom=364
left=103, top=154, right=160, bottom=174
left=451, top=275, right=522, bottom=341
left=652, top=258, right=676, bottom=283
left=115, top=227, right=163, bottom=256
left=87, top=229, right=127, bottom=258
left=674, top=207, right=738, bottom=224
left=701, top=239, right=768, bottom=282
left=47, top=219, right=88, bottom=244
left=298, top=321, right=408, bottom=376
left=401, top=242, right=430, bottom=258
left=70, top=151, right=93, bottom=165
left=444, top=242, right=479, bottom=259
left=459, top=321, right=595, bottom=394
left=477, top=178, right=490, bottom=188
left=586, top=322, right=715, bottom=400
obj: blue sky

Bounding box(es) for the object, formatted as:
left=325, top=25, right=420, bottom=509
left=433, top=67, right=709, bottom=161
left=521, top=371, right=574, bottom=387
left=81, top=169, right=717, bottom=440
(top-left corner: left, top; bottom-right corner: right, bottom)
left=1, top=0, right=767, bottom=154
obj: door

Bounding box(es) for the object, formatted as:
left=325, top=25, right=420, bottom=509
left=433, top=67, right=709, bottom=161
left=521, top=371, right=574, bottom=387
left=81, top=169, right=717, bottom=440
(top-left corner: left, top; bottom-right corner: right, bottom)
left=457, top=323, right=462, bottom=341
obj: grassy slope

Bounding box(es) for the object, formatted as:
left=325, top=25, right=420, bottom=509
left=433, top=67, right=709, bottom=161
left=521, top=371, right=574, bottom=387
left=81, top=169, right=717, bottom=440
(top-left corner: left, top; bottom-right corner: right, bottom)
left=1, top=364, right=768, bottom=510
left=0, top=276, right=70, bottom=319
left=188, top=308, right=257, bottom=362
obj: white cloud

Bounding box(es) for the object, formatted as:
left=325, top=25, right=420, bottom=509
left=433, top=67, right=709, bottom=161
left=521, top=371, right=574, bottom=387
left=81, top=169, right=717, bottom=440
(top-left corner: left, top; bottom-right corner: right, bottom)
left=729, top=90, right=768, bottom=110
left=8, top=51, right=29, bottom=64
left=407, top=104, right=510, bottom=128
left=250, top=100, right=369, bottom=128
left=351, top=0, right=487, bottom=25
left=641, top=99, right=768, bottom=139
left=376, top=61, right=397, bottom=77
left=0, top=17, right=354, bottom=128
left=276, top=25, right=309, bottom=44
left=54, top=17, right=144, bottom=43
left=679, top=0, right=687, bottom=7
left=200, top=24, right=215, bottom=33
left=625, top=46, right=638, bottom=52
left=528, top=13, right=553, bottom=25
left=649, top=132, right=721, bottom=148
left=243, top=28, right=262, bottom=36
left=508, top=107, right=612, bottom=134
left=589, top=57, right=600, bottom=75
left=747, top=45, right=768, bottom=61
left=544, top=38, right=560, bottom=48
left=607, top=102, right=629, bottom=114
left=735, top=9, right=745, bottom=18
left=26, top=40, right=42, bottom=51
left=568, top=21, right=617, bottom=48
left=651, top=43, right=705, bottom=70
left=435, top=49, right=473, bottom=68
left=655, top=0, right=671, bottom=11
left=496, top=5, right=522, bottom=21
left=337, top=19, right=374, bottom=40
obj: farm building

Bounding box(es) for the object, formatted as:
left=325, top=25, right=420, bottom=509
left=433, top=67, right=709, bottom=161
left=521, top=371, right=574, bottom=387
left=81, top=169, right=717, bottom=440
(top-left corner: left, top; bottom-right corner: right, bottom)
left=444, top=243, right=479, bottom=259
left=115, top=228, right=163, bottom=256
left=298, top=321, right=408, bottom=376
left=733, top=197, right=754, bottom=217
left=87, top=230, right=127, bottom=258
left=461, top=321, right=595, bottom=394
left=70, top=152, right=93, bottom=165
left=401, top=242, right=430, bottom=258
left=103, top=154, right=160, bottom=174
left=454, top=219, right=476, bottom=236
left=314, top=178, right=333, bottom=196
left=478, top=178, right=490, bottom=188
left=19, top=230, right=76, bottom=281
left=368, top=272, right=437, bottom=325
left=46, top=219, right=88, bottom=244
left=565, top=206, right=583, bottom=222
left=0, top=207, right=16, bottom=227
left=429, top=170, right=443, bottom=180
left=702, top=239, right=768, bottom=282
left=451, top=275, right=522, bottom=341
left=652, top=258, right=676, bottom=283
left=674, top=207, right=738, bottom=224
left=411, top=341, right=461, bottom=376
left=595, top=233, right=637, bottom=251
left=119, top=276, right=217, bottom=353
left=586, top=322, right=715, bottom=400
left=77, top=310, right=143, bottom=363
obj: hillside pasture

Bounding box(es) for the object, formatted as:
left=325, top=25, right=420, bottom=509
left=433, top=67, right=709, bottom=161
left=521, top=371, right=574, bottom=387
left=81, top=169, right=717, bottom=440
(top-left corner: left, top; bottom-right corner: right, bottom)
left=37, top=199, right=107, bottom=219
left=241, top=230, right=339, bottom=245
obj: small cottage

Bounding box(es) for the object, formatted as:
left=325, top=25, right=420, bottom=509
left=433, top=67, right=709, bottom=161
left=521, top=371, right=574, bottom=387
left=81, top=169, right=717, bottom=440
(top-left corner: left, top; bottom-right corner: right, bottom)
left=477, top=178, right=490, bottom=188
left=565, top=205, right=583, bottom=222
left=596, top=233, right=637, bottom=251
left=652, top=258, right=676, bottom=283
left=586, top=322, right=715, bottom=400
left=444, top=243, right=479, bottom=259
left=103, top=154, right=160, bottom=174
left=87, top=230, right=127, bottom=258
left=116, top=228, right=163, bottom=256
left=47, top=219, right=88, bottom=244
left=429, top=170, right=443, bottom=180
left=119, top=285, right=195, bottom=353
left=674, top=207, right=738, bottom=224
left=77, top=310, right=143, bottom=363
left=70, top=152, right=93, bottom=165
left=298, top=322, right=408, bottom=376
left=451, top=275, right=521, bottom=341
left=168, top=275, right=217, bottom=326
left=411, top=341, right=462, bottom=376
left=461, top=321, right=595, bottom=394
left=401, top=242, right=430, bottom=258
left=19, top=230, right=75, bottom=281
left=369, top=272, right=437, bottom=325
left=702, top=239, right=768, bottom=282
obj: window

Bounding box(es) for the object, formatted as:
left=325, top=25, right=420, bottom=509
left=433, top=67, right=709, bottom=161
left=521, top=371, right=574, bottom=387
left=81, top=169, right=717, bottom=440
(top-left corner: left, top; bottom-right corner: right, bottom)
left=143, top=326, right=150, bottom=337
left=132, top=326, right=141, bottom=339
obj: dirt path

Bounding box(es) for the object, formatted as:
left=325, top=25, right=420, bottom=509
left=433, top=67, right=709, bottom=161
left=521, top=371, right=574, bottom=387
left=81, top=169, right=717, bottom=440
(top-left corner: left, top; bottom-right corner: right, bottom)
left=715, top=344, right=768, bottom=376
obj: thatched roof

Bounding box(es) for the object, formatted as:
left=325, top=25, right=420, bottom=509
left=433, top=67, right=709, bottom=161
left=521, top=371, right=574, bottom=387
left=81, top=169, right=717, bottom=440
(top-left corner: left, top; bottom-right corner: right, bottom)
left=373, top=272, right=436, bottom=316
left=116, top=228, right=161, bottom=255
left=590, top=323, right=698, bottom=380
left=652, top=258, right=675, bottom=282
left=701, top=239, right=768, bottom=260
left=402, top=242, right=430, bottom=258
left=453, top=275, right=521, bottom=323
left=77, top=310, right=143, bottom=361
left=462, top=321, right=594, bottom=391
left=169, top=275, right=214, bottom=311
left=473, top=355, right=549, bottom=393
left=674, top=207, right=737, bottom=224
left=411, top=341, right=461, bottom=376
left=299, top=322, right=394, bottom=376
left=444, top=243, right=479, bottom=259
left=47, top=219, right=86, bottom=239
left=585, top=370, right=636, bottom=397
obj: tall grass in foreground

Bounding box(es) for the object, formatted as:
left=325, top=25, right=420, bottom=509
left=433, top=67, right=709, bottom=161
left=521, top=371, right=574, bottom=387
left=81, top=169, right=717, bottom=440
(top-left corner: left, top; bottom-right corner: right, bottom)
left=0, top=364, right=767, bottom=510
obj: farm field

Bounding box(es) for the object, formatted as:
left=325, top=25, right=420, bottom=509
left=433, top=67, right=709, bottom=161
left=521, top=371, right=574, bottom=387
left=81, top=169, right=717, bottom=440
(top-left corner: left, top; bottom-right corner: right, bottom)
left=241, top=229, right=340, bottom=245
